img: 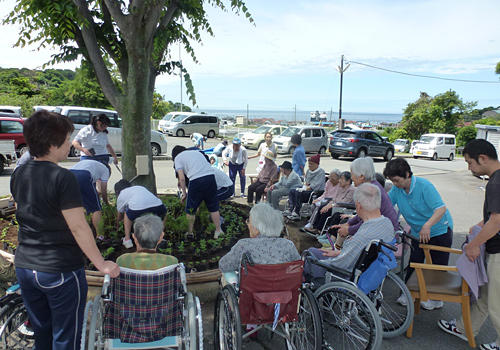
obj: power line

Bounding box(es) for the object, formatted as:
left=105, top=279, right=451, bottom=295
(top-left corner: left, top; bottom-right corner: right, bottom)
left=346, top=59, right=500, bottom=84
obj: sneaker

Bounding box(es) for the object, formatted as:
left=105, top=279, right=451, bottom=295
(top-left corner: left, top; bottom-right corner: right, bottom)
left=282, top=209, right=291, bottom=217
left=214, top=230, right=224, bottom=239
left=304, top=223, right=313, bottom=230
left=240, top=193, right=246, bottom=198
left=122, top=238, right=133, bottom=249
left=287, top=212, right=300, bottom=221
left=437, top=319, right=468, bottom=342
left=480, top=343, right=500, bottom=350
left=396, top=294, right=408, bottom=306
left=421, top=299, right=444, bottom=310
left=17, top=322, right=34, bottom=337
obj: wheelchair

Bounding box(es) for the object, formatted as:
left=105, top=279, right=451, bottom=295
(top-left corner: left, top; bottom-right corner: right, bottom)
left=0, top=284, right=34, bottom=349
left=214, top=256, right=322, bottom=350
left=305, top=238, right=414, bottom=350
left=81, top=264, right=203, bottom=350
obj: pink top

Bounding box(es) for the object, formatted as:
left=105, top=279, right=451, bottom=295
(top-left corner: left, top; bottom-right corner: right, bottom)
left=318, top=182, right=355, bottom=204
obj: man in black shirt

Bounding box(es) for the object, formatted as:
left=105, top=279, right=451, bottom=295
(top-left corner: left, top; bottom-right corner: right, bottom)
left=438, top=139, right=500, bottom=350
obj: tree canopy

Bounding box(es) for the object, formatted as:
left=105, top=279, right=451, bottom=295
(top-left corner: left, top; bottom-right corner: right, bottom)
left=4, top=0, right=253, bottom=190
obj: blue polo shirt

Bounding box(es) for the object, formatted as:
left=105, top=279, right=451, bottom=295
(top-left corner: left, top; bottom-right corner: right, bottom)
left=292, top=145, right=306, bottom=177
left=388, top=176, right=453, bottom=238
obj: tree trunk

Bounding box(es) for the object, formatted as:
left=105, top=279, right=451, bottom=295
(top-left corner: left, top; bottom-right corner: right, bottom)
left=119, top=45, right=157, bottom=194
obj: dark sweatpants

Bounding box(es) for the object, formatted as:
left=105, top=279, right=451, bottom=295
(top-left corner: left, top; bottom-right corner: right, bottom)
left=247, top=180, right=267, bottom=203
left=405, top=227, right=453, bottom=282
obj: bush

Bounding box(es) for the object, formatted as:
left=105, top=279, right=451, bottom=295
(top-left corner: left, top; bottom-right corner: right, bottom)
left=456, top=126, right=477, bottom=147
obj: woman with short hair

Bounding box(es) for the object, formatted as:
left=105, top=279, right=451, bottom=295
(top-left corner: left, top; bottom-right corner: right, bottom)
left=11, top=110, right=119, bottom=350
left=219, top=203, right=300, bottom=273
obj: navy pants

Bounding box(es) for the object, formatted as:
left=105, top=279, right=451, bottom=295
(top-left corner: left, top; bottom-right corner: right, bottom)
left=16, top=267, right=88, bottom=350
left=405, top=227, right=453, bottom=282
left=228, top=162, right=246, bottom=195
left=288, top=189, right=313, bottom=214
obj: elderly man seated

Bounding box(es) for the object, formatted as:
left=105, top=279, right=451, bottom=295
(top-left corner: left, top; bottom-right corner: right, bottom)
left=219, top=202, right=300, bottom=283
left=303, top=183, right=395, bottom=283
left=117, top=214, right=177, bottom=270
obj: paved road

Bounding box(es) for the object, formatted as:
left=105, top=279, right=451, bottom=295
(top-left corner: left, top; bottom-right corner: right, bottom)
left=2, top=135, right=496, bottom=349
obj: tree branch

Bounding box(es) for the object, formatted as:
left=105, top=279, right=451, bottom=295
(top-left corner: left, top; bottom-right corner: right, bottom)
left=154, top=1, right=179, bottom=38
left=101, top=0, right=128, bottom=33
left=72, top=0, right=122, bottom=108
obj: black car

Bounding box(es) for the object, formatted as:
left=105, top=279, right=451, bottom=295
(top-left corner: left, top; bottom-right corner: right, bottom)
left=329, top=129, right=394, bottom=161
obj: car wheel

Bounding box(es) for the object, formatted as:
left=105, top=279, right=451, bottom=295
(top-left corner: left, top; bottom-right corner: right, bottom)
left=176, top=129, right=185, bottom=137
left=319, top=146, right=326, bottom=154
left=384, top=149, right=393, bottom=161
left=151, top=143, right=161, bottom=156
left=357, top=148, right=367, bottom=158
left=289, top=146, right=296, bottom=155
left=432, top=153, right=438, bottom=161
left=69, top=146, right=77, bottom=157
left=331, top=153, right=339, bottom=159
left=448, top=153, right=454, bottom=161
left=207, top=130, right=216, bottom=138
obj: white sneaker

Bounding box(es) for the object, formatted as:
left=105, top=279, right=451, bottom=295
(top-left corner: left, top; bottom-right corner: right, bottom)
left=287, top=212, right=300, bottom=221
left=480, top=343, right=500, bottom=350
left=437, top=319, right=468, bottom=342
left=17, top=322, right=34, bottom=336
left=396, top=294, right=408, bottom=306
left=282, top=209, right=291, bottom=216
left=421, top=299, right=443, bottom=310
left=214, top=230, right=224, bottom=239
left=122, top=238, right=133, bottom=249
left=304, top=223, right=313, bottom=230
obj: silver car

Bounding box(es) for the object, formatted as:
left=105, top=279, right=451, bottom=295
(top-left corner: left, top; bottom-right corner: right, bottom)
left=273, top=125, right=328, bottom=154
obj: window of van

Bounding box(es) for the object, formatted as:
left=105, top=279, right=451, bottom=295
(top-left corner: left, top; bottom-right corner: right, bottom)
left=312, top=129, right=322, bottom=137
left=437, top=137, right=444, bottom=145
left=67, top=110, right=91, bottom=125
left=208, top=116, right=218, bottom=123
left=253, top=126, right=270, bottom=134
left=445, top=137, right=455, bottom=145
left=172, top=114, right=186, bottom=123
left=281, top=127, right=299, bottom=137
left=420, top=136, right=435, bottom=144
left=272, top=127, right=281, bottom=135
left=0, top=120, right=23, bottom=133
left=301, top=129, right=312, bottom=138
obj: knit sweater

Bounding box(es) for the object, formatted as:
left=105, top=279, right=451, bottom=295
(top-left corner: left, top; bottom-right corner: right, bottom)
left=305, top=167, right=326, bottom=191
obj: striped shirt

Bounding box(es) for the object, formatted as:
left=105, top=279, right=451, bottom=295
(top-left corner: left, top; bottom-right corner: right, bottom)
left=117, top=253, right=178, bottom=270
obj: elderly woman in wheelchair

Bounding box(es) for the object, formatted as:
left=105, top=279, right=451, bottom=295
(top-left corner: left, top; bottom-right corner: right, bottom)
left=303, top=183, right=414, bottom=350
left=81, top=215, right=203, bottom=349
left=215, top=202, right=323, bottom=350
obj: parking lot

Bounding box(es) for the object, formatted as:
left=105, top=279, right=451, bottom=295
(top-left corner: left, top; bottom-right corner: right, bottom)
left=0, top=134, right=496, bottom=349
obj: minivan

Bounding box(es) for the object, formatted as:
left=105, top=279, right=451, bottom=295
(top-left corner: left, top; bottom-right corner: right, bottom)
left=412, top=133, right=456, bottom=161
left=162, top=113, right=219, bottom=138
left=273, top=126, right=328, bottom=154
left=158, top=111, right=192, bottom=132
left=54, top=106, right=168, bottom=157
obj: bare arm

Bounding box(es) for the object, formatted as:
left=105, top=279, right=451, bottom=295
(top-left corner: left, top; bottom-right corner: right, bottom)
left=465, top=213, right=500, bottom=261
left=177, top=169, right=187, bottom=202
left=72, top=140, right=92, bottom=156
left=419, top=206, right=447, bottom=243
left=62, top=207, right=120, bottom=277
left=106, top=144, right=118, bottom=164
left=99, top=181, right=108, bottom=204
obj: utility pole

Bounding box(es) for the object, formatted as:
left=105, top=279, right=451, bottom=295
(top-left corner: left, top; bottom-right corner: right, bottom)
left=337, top=55, right=350, bottom=129
left=179, top=43, right=183, bottom=112
left=294, top=104, right=297, bottom=124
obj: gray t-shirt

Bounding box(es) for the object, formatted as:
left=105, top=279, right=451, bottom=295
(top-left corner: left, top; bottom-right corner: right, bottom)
left=326, top=216, right=395, bottom=271
left=484, top=169, right=500, bottom=254
left=219, top=237, right=300, bottom=272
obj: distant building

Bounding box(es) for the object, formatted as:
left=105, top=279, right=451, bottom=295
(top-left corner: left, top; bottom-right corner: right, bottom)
left=235, top=115, right=248, bottom=126
left=475, top=124, right=500, bottom=154
left=481, top=110, right=500, bottom=118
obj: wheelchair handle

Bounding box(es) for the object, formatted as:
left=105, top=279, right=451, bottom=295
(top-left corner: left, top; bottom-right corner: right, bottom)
left=379, top=240, right=397, bottom=252
left=304, top=252, right=352, bottom=277
left=102, top=274, right=111, bottom=299
left=400, top=232, right=419, bottom=242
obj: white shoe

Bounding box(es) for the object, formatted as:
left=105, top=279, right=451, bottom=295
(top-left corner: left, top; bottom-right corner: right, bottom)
left=214, top=230, right=224, bottom=239
left=282, top=209, right=291, bottom=216
left=437, top=319, right=468, bottom=342
left=122, top=238, right=133, bottom=249
left=304, top=223, right=313, bottom=230
left=421, top=299, right=443, bottom=310
left=396, top=294, right=408, bottom=306
left=17, top=322, right=34, bottom=337
left=287, top=212, right=300, bottom=221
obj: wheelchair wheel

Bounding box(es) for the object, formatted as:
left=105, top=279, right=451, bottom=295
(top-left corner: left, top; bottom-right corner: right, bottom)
left=0, top=299, right=34, bottom=349
left=214, top=285, right=241, bottom=350
left=186, top=292, right=203, bottom=350
left=372, top=271, right=414, bottom=338
left=286, top=287, right=322, bottom=350
left=86, top=295, right=105, bottom=350
left=315, top=282, right=382, bottom=350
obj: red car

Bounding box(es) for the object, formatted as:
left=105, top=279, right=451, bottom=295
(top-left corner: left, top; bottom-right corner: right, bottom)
left=0, top=115, right=27, bottom=155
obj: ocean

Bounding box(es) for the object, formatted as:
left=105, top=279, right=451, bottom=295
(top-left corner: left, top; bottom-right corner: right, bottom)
left=192, top=108, right=403, bottom=124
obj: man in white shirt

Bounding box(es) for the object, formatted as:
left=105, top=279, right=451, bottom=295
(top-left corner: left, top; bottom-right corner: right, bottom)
left=70, top=159, right=111, bottom=233
left=172, top=146, right=224, bottom=238
left=114, top=180, right=167, bottom=248
left=222, top=137, right=248, bottom=197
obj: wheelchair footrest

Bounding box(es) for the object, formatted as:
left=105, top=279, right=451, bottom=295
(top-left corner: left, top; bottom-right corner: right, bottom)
left=108, top=336, right=180, bottom=349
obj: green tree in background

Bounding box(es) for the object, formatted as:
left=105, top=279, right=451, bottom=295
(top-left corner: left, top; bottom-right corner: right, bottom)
left=401, top=90, right=476, bottom=140
left=456, top=126, right=477, bottom=147
left=151, top=93, right=192, bottom=120
left=4, top=0, right=253, bottom=191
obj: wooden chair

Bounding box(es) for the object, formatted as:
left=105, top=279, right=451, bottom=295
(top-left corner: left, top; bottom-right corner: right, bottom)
left=405, top=244, right=476, bottom=348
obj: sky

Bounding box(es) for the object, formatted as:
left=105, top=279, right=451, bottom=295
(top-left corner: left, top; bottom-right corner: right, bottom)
left=1, top=0, right=500, bottom=114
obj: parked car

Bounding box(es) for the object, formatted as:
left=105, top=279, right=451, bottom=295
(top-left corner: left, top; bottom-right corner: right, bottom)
left=0, top=106, right=22, bottom=117
left=329, top=129, right=395, bottom=161
left=53, top=106, right=168, bottom=157
left=158, top=111, right=192, bottom=132
left=409, top=140, right=419, bottom=154
left=162, top=113, right=219, bottom=138
left=393, top=139, right=410, bottom=153
left=0, top=140, right=17, bottom=174
left=273, top=125, right=328, bottom=154
left=241, top=125, right=286, bottom=149
left=0, top=116, right=27, bottom=155
left=412, top=133, right=456, bottom=161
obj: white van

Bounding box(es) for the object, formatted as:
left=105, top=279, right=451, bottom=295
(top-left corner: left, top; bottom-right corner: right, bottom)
left=162, top=113, right=219, bottom=138
left=158, top=111, right=193, bottom=132
left=412, top=133, right=456, bottom=161
left=54, top=106, right=168, bottom=157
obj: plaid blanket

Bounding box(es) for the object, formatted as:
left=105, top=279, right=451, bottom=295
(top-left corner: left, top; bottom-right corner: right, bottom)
left=104, top=265, right=184, bottom=343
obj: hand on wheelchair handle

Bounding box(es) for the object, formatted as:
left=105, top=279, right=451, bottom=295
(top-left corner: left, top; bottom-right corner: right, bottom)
left=99, top=260, right=120, bottom=278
